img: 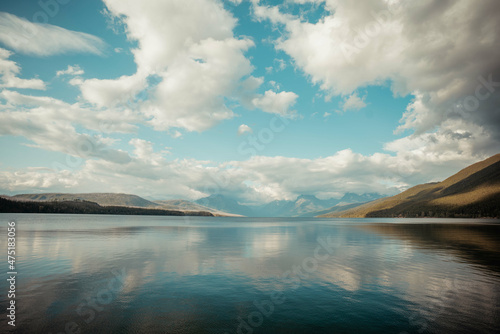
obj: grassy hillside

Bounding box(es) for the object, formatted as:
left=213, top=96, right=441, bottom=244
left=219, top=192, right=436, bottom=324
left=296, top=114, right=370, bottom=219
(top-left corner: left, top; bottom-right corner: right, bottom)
left=300, top=202, right=371, bottom=217
left=10, top=193, right=160, bottom=208
left=0, top=197, right=213, bottom=216
left=319, top=154, right=500, bottom=218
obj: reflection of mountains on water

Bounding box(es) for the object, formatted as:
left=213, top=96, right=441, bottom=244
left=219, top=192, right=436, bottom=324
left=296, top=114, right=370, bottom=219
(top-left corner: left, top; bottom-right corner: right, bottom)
left=360, top=222, right=500, bottom=274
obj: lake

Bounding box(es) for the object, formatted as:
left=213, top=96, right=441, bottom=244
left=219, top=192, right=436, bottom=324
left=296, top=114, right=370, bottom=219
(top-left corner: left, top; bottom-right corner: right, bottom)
left=0, top=214, right=499, bottom=333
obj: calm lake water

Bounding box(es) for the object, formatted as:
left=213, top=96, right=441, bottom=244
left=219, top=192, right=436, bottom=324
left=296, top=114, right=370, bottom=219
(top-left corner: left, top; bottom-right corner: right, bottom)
left=0, top=214, right=499, bottom=333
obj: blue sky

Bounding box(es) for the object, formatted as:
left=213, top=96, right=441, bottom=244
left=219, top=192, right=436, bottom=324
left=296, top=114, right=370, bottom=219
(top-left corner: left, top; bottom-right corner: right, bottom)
left=0, top=0, right=498, bottom=203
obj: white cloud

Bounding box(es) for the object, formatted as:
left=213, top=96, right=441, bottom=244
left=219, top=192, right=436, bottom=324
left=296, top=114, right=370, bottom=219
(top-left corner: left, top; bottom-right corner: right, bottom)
left=0, top=90, right=140, bottom=164
left=342, top=92, right=366, bottom=111
left=129, top=138, right=165, bottom=165
left=252, top=0, right=500, bottom=156
left=266, top=58, right=287, bottom=73
left=56, top=65, right=84, bottom=77
left=323, top=111, right=331, bottom=117
left=0, top=48, right=45, bottom=90
left=0, top=12, right=107, bottom=56
left=74, top=0, right=259, bottom=133
left=0, top=169, right=79, bottom=193
left=0, top=0, right=498, bottom=205
left=0, top=90, right=487, bottom=202
left=141, top=38, right=254, bottom=132
left=0, top=91, right=493, bottom=202
left=252, top=90, right=298, bottom=116
left=76, top=73, right=147, bottom=108
left=171, top=130, right=183, bottom=139
left=238, top=124, right=253, bottom=135
left=0, top=140, right=491, bottom=203
left=275, top=58, right=286, bottom=71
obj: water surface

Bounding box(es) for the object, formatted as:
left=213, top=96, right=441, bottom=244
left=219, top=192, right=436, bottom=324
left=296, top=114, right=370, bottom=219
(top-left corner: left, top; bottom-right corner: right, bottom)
left=0, top=214, right=499, bottom=333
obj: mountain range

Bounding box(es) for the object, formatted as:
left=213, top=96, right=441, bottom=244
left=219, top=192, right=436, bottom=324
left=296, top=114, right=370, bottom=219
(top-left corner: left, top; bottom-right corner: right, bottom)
left=319, top=153, right=500, bottom=218
left=8, top=193, right=160, bottom=207
left=2, top=193, right=234, bottom=216
left=1, top=192, right=383, bottom=217
left=194, top=192, right=384, bottom=217
left=2, top=154, right=499, bottom=218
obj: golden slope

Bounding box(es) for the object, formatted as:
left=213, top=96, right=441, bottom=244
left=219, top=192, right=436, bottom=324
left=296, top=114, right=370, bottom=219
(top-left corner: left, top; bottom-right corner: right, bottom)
left=319, top=154, right=500, bottom=218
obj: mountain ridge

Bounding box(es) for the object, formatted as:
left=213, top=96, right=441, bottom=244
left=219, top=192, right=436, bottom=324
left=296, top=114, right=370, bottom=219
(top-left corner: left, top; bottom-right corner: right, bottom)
left=4, top=193, right=237, bottom=216
left=2, top=192, right=385, bottom=217
left=9, top=193, right=160, bottom=208
left=6, top=153, right=498, bottom=219
left=319, top=154, right=500, bottom=218
left=0, top=197, right=214, bottom=216
left=194, top=192, right=384, bottom=217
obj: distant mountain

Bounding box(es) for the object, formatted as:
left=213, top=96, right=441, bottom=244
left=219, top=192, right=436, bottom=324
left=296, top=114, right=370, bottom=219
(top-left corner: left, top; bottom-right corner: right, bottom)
left=257, top=195, right=337, bottom=217
left=301, top=202, right=372, bottom=218
left=10, top=193, right=160, bottom=208
left=319, top=154, right=500, bottom=218
left=2, top=191, right=387, bottom=218
left=254, top=193, right=385, bottom=217
left=336, top=192, right=384, bottom=205
left=293, top=195, right=340, bottom=215
left=296, top=193, right=385, bottom=217
left=6, top=193, right=238, bottom=216
left=256, top=199, right=295, bottom=217
left=195, top=194, right=254, bottom=216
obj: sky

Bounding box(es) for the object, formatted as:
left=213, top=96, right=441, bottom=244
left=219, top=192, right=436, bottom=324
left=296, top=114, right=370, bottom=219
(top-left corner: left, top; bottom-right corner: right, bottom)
left=0, top=0, right=499, bottom=204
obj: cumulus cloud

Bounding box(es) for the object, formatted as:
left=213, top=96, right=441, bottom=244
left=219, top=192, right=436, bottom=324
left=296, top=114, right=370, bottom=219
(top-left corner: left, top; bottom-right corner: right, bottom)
left=0, top=12, right=107, bottom=56
left=0, top=169, right=79, bottom=193
left=0, top=48, right=45, bottom=89
left=141, top=38, right=254, bottom=132
left=0, top=0, right=498, bottom=204
left=0, top=88, right=493, bottom=202
left=76, top=73, right=148, bottom=108
left=129, top=138, right=166, bottom=165
left=171, top=130, right=183, bottom=139
left=0, top=140, right=490, bottom=203
left=72, top=0, right=263, bottom=133
left=238, top=124, right=253, bottom=135
left=56, top=65, right=84, bottom=77
left=0, top=90, right=140, bottom=164
left=342, top=92, right=366, bottom=111
left=252, top=0, right=500, bottom=160
left=252, top=90, right=298, bottom=116
left=1, top=86, right=493, bottom=203
left=266, top=58, right=287, bottom=73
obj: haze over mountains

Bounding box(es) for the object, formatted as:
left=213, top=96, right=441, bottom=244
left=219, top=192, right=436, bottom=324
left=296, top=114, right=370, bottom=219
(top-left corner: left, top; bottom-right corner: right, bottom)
left=2, top=154, right=499, bottom=218
left=3, top=192, right=384, bottom=217
left=195, top=193, right=384, bottom=217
